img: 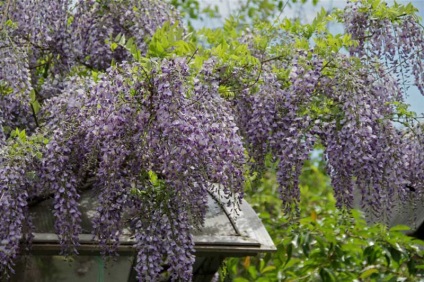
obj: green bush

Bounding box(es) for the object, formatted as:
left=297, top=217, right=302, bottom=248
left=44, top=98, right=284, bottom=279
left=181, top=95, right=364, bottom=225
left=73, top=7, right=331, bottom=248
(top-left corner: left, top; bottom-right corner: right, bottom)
left=221, top=157, right=424, bottom=281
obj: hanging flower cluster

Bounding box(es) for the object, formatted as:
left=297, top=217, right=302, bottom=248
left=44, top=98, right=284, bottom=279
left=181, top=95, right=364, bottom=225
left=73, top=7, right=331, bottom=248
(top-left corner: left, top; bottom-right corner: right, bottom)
left=0, top=33, right=34, bottom=137
left=344, top=0, right=424, bottom=94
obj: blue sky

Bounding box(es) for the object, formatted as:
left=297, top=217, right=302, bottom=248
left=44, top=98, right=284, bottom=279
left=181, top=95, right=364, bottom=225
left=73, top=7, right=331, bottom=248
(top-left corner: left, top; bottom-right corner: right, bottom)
left=192, top=0, right=424, bottom=115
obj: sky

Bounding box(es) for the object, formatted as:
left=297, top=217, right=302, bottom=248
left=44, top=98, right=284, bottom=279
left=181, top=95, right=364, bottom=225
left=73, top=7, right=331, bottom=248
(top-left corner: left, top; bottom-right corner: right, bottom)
left=190, top=0, right=424, bottom=115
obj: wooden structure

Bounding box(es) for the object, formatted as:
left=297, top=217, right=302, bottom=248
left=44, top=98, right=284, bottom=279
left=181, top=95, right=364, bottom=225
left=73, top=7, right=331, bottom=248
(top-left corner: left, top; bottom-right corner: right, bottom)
left=11, top=190, right=276, bottom=281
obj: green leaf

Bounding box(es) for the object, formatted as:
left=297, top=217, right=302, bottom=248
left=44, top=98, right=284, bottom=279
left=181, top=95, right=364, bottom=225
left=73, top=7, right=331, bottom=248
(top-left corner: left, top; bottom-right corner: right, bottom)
left=319, top=268, right=337, bottom=282
left=110, top=42, right=118, bottom=51
left=126, top=37, right=135, bottom=50
left=278, top=1, right=283, bottom=10
left=388, top=246, right=402, bottom=264
left=248, top=7, right=255, bottom=18
left=285, top=243, right=293, bottom=266
left=414, top=264, right=424, bottom=269
left=389, top=225, right=411, bottom=232
left=233, top=278, right=249, bottom=282
left=259, top=258, right=265, bottom=272
left=31, top=99, right=41, bottom=115
left=261, top=265, right=276, bottom=274
left=118, top=34, right=126, bottom=45
left=148, top=170, right=159, bottom=186
left=247, top=266, right=257, bottom=279
left=18, top=129, right=27, bottom=142
left=360, top=267, right=378, bottom=279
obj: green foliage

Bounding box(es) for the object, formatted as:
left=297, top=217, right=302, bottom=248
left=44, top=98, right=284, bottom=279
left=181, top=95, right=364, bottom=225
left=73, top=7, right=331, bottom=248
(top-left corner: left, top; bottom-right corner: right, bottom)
left=199, top=18, right=261, bottom=84
left=167, top=0, right=220, bottom=30
left=0, top=80, right=13, bottom=96
left=220, top=154, right=424, bottom=281
left=7, top=128, right=47, bottom=160
left=234, top=0, right=320, bottom=23
left=168, top=0, right=320, bottom=24
left=169, top=0, right=201, bottom=19
left=146, top=22, right=196, bottom=58
left=333, top=0, right=420, bottom=23
left=359, top=0, right=418, bottom=21
left=29, top=90, right=40, bottom=115
left=390, top=101, right=419, bottom=128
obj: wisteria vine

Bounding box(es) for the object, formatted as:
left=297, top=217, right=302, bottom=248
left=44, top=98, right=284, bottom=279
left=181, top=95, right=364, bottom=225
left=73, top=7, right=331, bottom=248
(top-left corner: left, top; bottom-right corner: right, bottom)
left=0, top=0, right=423, bottom=280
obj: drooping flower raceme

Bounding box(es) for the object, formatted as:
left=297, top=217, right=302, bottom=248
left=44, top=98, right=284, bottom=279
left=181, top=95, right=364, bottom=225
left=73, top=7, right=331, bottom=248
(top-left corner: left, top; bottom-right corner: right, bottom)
left=1, top=0, right=181, bottom=101
left=0, top=32, right=35, bottom=136
left=344, top=0, right=424, bottom=94
left=70, top=0, right=182, bottom=70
